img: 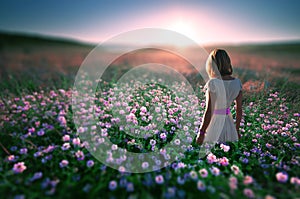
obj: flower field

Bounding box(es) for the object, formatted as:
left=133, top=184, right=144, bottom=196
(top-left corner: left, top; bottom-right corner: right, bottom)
left=0, top=73, right=299, bottom=199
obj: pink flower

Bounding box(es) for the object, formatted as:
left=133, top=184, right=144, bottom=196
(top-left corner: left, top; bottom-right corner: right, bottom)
left=218, top=157, right=229, bottom=166
left=72, top=138, right=81, bottom=146
left=59, top=160, right=69, bottom=168
left=243, top=188, right=255, bottom=198
left=155, top=175, right=164, bottom=184
left=62, top=135, right=70, bottom=142
left=229, top=176, right=237, bottom=190
left=199, top=168, right=208, bottom=178
left=119, top=110, right=125, bottom=115
left=75, top=150, right=85, bottom=161
left=207, top=153, right=217, bottom=164
left=220, top=144, right=230, bottom=152
left=142, top=162, right=149, bottom=169
left=259, top=114, right=265, bottom=118
left=264, top=195, right=276, bottom=199
left=58, top=116, right=67, bottom=127
left=77, top=127, right=85, bottom=133
left=8, top=155, right=15, bottom=162
left=276, top=172, right=288, bottom=183
left=183, top=126, right=189, bottom=131
left=160, top=133, right=167, bottom=140
left=13, top=162, right=27, bottom=173
left=210, top=167, right=220, bottom=176
left=266, top=143, right=272, bottom=149
left=140, top=106, right=147, bottom=113
left=58, top=89, right=66, bottom=95
left=231, top=165, right=240, bottom=175
left=229, top=176, right=237, bottom=184
left=243, top=175, right=254, bottom=185
left=290, top=177, right=300, bottom=185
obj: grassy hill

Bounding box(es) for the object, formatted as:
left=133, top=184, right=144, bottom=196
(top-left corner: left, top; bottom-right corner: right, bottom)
left=0, top=31, right=94, bottom=49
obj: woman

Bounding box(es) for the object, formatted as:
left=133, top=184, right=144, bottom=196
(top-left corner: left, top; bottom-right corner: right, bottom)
left=196, top=49, right=242, bottom=144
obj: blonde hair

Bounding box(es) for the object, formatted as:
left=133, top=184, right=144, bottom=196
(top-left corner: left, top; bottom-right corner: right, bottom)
left=206, top=49, right=233, bottom=79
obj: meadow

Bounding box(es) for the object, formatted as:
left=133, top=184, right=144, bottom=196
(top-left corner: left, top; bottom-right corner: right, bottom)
left=0, top=32, right=299, bottom=198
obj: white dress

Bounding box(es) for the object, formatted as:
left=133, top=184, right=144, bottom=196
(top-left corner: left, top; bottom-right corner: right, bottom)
left=203, top=78, right=242, bottom=143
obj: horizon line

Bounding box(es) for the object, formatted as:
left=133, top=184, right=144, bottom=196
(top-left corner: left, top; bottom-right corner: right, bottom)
left=1, top=29, right=300, bottom=47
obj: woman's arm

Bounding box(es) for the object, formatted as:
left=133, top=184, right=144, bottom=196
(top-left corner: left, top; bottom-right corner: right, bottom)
left=196, top=91, right=212, bottom=144
left=235, top=91, right=243, bottom=139
left=200, top=91, right=212, bottom=132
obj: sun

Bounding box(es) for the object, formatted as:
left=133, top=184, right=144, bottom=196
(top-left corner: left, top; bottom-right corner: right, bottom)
left=167, top=19, right=197, bottom=42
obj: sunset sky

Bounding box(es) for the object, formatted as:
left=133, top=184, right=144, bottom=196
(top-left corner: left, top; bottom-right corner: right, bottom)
left=0, top=0, right=299, bottom=45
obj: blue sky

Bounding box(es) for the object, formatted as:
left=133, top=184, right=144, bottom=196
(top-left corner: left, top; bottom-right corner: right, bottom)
left=0, top=0, right=299, bottom=44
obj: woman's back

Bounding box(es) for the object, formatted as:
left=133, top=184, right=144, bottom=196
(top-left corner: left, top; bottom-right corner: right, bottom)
left=223, top=78, right=242, bottom=108
left=205, top=78, right=242, bottom=109
left=204, top=77, right=242, bottom=143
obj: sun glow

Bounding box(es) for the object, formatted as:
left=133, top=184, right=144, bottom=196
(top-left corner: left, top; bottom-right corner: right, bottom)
left=167, top=19, right=198, bottom=43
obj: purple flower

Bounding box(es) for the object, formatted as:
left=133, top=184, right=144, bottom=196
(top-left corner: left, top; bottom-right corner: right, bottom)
left=10, top=146, right=18, bottom=151
left=210, top=167, right=220, bottom=176
left=86, top=160, right=94, bottom=168
left=13, top=195, right=25, bottom=199
left=197, top=180, right=206, bottom=191
left=43, top=145, right=55, bottom=153
left=19, top=148, right=28, bottom=154
left=243, top=151, right=250, bottom=157
left=242, top=158, right=249, bottom=164
left=126, top=182, right=134, bottom=192
left=37, top=129, right=45, bottom=136
left=177, top=176, right=185, bottom=185
left=61, top=143, right=70, bottom=151
left=34, top=151, right=43, bottom=158
left=108, top=180, right=117, bottom=191
left=30, top=172, right=43, bottom=181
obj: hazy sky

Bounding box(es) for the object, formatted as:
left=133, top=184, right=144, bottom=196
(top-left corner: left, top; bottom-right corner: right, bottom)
left=0, top=0, right=299, bottom=44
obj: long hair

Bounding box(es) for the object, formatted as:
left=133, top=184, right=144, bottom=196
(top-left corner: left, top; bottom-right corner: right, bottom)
left=206, top=49, right=233, bottom=79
